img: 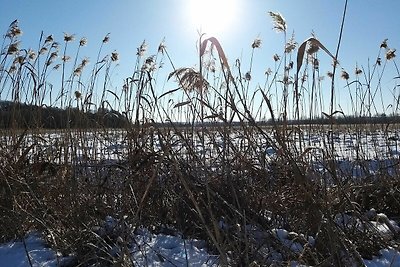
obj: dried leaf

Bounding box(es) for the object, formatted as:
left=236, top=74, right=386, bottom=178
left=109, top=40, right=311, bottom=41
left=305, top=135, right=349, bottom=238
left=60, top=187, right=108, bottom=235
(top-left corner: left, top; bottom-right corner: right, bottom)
left=159, top=88, right=181, bottom=99
left=295, top=37, right=337, bottom=115
left=260, top=89, right=276, bottom=122
left=322, top=110, right=344, bottom=119
left=106, top=90, right=119, bottom=100
left=174, top=100, right=191, bottom=108
left=139, top=95, right=152, bottom=110
left=200, top=37, right=230, bottom=71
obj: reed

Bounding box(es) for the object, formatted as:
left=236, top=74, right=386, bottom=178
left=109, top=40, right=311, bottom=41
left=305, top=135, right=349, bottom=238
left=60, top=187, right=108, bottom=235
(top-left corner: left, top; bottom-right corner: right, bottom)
left=0, top=5, right=399, bottom=265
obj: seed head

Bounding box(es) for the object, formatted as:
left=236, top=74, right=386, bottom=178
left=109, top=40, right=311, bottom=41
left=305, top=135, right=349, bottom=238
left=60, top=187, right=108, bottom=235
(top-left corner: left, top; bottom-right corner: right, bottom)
left=327, top=71, right=334, bottom=79
left=46, top=52, right=58, bottom=66
left=142, top=55, right=157, bottom=71
left=39, top=47, right=48, bottom=55
left=252, top=38, right=262, bottom=49
left=376, top=57, right=382, bottom=66
left=145, top=55, right=155, bottom=65
left=62, top=55, right=71, bottom=62
left=102, top=33, right=110, bottom=43
left=341, top=70, right=349, bottom=80
left=73, top=66, right=83, bottom=76
left=137, top=40, right=147, bottom=56
left=6, top=20, right=22, bottom=38
left=81, top=57, right=89, bottom=67
left=8, top=19, right=19, bottom=29
left=79, top=37, right=88, bottom=46
left=6, top=26, right=22, bottom=38
left=9, top=65, right=16, bottom=73
left=169, top=67, right=209, bottom=94
left=307, top=40, right=319, bottom=55
left=380, top=39, right=388, bottom=49
left=74, top=90, right=82, bottom=99
left=285, top=42, right=297, bottom=54
left=27, top=49, right=36, bottom=60
left=45, top=35, right=54, bottom=44
left=355, top=67, right=362, bottom=75
left=285, top=34, right=297, bottom=53
left=158, top=40, right=166, bottom=54
left=386, top=49, right=396, bottom=60
left=49, top=51, right=58, bottom=61
left=268, top=11, right=287, bottom=33
left=111, top=51, right=119, bottom=62
left=245, top=71, right=252, bottom=81
left=13, top=56, right=25, bottom=65
left=273, top=54, right=280, bottom=62
left=7, top=42, right=20, bottom=54
left=74, top=58, right=89, bottom=76
left=63, top=33, right=75, bottom=42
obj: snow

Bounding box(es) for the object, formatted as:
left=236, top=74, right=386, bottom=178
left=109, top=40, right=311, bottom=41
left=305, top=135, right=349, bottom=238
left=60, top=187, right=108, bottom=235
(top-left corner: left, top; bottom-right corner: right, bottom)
left=0, top=233, right=72, bottom=267
left=272, top=229, right=304, bottom=253
left=3, top=128, right=399, bottom=167
left=364, top=249, right=400, bottom=267
left=130, top=229, right=218, bottom=266
left=1, top=230, right=398, bottom=267
left=0, top=229, right=218, bottom=267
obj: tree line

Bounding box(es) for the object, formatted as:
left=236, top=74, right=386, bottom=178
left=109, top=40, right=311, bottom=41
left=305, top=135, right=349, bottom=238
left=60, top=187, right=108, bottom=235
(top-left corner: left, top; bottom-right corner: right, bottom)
left=0, top=101, right=129, bottom=129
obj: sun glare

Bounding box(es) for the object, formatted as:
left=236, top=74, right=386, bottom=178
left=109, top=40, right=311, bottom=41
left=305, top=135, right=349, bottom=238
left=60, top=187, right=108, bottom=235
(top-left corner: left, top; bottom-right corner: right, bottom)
left=187, top=0, right=237, bottom=36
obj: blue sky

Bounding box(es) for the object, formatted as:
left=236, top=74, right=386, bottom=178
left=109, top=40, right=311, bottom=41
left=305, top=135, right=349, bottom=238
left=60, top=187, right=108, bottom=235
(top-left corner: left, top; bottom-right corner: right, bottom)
left=1, top=0, right=400, bottom=117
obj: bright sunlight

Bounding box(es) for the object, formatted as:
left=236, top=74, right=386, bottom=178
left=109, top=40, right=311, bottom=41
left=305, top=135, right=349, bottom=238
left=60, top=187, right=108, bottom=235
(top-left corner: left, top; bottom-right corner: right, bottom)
left=187, top=0, right=238, bottom=36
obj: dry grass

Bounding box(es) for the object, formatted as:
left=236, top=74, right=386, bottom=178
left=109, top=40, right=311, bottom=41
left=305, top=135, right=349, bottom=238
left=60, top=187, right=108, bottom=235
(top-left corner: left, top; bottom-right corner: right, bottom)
left=1, top=8, right=400, bottom=266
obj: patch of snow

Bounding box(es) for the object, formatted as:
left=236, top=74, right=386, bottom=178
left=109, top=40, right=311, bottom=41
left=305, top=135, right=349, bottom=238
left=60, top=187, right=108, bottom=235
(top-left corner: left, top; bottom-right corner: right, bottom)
left=0, top=233, right=73, bottom=267
left=131, top=231, right=218, bottom=266
left=364, top=248, right=400, bottom=267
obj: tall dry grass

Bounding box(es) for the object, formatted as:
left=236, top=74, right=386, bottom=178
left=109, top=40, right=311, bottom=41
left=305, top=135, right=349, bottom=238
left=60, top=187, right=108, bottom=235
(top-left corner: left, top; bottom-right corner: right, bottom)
left=0, top=4, right=400, bottom=266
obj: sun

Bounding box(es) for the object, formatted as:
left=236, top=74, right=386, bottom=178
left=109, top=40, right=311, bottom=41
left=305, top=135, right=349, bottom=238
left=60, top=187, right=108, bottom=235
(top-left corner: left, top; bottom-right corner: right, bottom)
left=186, top=0, right=238, bottom=37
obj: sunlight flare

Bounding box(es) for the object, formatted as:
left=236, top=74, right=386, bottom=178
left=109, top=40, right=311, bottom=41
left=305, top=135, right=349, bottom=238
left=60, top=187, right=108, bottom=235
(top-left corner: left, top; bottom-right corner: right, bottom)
left=187, top=0, right=237, bottom=36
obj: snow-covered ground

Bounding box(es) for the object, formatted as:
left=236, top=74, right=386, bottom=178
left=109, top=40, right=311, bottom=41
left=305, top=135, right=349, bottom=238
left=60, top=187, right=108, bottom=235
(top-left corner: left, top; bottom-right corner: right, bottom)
left=0, top=230, right=218, bottom=267
left=1, top=228, right=398, bottom=267
left=0, top=234, right=72, bottom=267
left=1, top=127, right=399, bottom=266
left=1, top=127, right=399, bottom=164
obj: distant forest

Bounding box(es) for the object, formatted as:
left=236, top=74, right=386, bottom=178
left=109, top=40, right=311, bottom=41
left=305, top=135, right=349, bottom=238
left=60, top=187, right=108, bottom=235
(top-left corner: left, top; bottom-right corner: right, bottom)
left=1, top=101, right=399, bottom=129
left=273, top=113, right=400, bottom=126
left=0, top=101, right=129, bottom=129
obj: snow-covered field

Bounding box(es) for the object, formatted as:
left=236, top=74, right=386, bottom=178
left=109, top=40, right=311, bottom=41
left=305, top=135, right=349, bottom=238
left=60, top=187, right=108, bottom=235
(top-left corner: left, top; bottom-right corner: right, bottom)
left=1, top=126, right=399, bottom=266
left=0, top=225, right=398, bottom=266
left=2, top=126, right=399, bottom=163
left=0, top=230, right=219, bottom=267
